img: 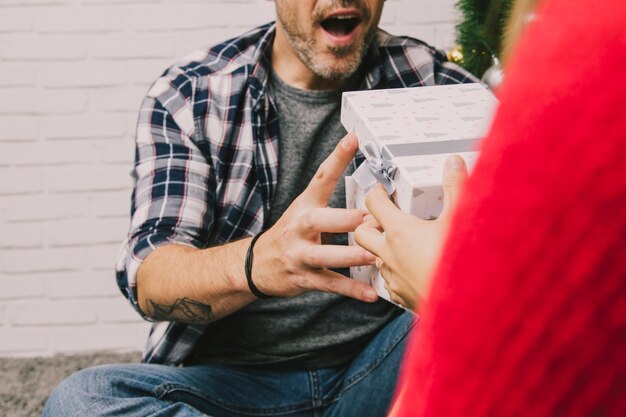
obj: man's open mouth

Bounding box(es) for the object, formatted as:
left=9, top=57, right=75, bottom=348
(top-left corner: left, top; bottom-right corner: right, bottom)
left=320, top=15, right=362, bottom=38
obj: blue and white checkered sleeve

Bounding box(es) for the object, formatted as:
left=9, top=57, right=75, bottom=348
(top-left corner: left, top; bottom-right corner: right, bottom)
left=115, top=82, right=215, bottom=318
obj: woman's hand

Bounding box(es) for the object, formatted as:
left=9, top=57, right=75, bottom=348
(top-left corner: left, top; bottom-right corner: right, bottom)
left=354, top=155, right=468, bottom=311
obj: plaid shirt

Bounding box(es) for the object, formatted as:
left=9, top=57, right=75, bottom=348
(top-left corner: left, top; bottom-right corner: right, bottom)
left=115, top=22, right=478, bottom=365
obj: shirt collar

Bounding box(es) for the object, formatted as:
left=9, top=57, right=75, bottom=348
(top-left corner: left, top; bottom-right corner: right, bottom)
left=248, top=23, right=276, bottom=111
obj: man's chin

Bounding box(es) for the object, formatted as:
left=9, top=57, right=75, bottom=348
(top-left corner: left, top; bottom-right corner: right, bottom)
left=311, top=65, right=358, bottom=81
left=311, top=53, right=364, bottom=81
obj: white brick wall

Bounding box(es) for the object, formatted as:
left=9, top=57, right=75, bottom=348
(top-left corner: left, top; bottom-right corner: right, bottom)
left=0, top=0, right=460, bottom=357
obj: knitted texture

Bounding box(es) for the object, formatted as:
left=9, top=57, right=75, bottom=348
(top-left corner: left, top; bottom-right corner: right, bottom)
left=395, top=0, right=626, bottom=415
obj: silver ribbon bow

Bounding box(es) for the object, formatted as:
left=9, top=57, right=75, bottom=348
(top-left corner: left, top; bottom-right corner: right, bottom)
left=362, top=142, right=397, bottom=195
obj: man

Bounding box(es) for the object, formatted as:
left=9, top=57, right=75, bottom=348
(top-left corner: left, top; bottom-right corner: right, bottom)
left=43, top=1, right=476, bottom=416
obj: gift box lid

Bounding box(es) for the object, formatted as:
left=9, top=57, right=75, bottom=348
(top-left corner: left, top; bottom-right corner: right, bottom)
left=341, top=83, right=498, bottom=157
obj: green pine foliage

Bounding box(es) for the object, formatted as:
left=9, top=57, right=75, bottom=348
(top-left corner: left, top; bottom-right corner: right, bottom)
left=455, top=0, right=514, bottom=78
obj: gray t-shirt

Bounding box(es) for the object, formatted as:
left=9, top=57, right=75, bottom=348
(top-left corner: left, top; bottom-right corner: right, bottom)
left=190, top=72, right=399, bottom=369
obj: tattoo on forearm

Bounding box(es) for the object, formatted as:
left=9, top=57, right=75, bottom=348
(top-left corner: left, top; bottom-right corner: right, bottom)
left=148, top=297, right=214, bottom=323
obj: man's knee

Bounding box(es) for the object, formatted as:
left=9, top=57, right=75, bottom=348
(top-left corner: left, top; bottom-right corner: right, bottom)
left=42, top=365, right=114, bottom=417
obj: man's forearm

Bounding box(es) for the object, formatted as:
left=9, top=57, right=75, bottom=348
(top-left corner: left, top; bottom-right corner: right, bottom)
left=137, top=239, right=257, bottom=323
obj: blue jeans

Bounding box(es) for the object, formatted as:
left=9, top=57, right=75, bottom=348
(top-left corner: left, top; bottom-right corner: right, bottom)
left=42, top=312, right=415, bottom=417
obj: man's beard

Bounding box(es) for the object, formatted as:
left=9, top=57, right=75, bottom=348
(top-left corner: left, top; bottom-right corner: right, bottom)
left=277, top=0, right=378, bottom=81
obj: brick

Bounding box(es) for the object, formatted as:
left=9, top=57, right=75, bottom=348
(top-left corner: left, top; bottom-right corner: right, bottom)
left=9, top=137, right=135, bottom=165
left=85, top=243, right=125, bottom=271
left=399, top=0, right=459, bottom=25
left=0, top=275, right=44, bottom=300
left=41, top=114, right=127, bottom=139
left=33, top=7, right=123, bottom=33
left=126, top=4, right=273, bottom=32
left=435, top=23, right=458, bottom=50
left=170, top=0, right=255, bottom=2
left=46, top=217, right=129, bottom=247
left=178, top=28, right=248, bottom=55
left=1, top=193, right=90, bottom=222
left=98, top=297, right=143, bottom=323
left=82, top=0, right=162, bottom=4
left=0, top=222, right=43, bottom=249
left=2, top=140, right=90, bottom=167
left=91, top=190, right=132, bottom=218
left=0, top=247, right=86, bottom=273
left=0, top=88, right=87, bottom=115
left=90, top=34, right=178, bottom=59
left=41, top=61, right=128, bottom=88
left=0, top=167, right=43, bottom=195
left=0, top=328, right=49, bottom=353
left=7, top=300, right=97, bottom=326
left=0, top=64, right=37, bottom=87
left=0, top=116, right=39, bottom=142
left=379, top=2, right=397, bottom=26
left=224, top=4, right=276, bottom=28
left=127, top=59, right=173, bottom=85
left=44, top=271, right=120, bottom=299
left=0, top=149, right=10, bottom=167
left=46, top=165, right=132, bottom=192
left=0, top=8, right=32, bottom=32
left=168, top=0, right=256, bottom=4
left=97, top=139, right=135, bottom=165
left=7, top=138, right=134, bottom=167
left=91, top=86, right=147, bottom=112
left=383, top=23, right=439, bottom=46
left=51, top=322, right=150, bottom=353
left=126, top=5, right=225, bottom=32
left=0, top=35, right=88, bottom=61
left=0, top=0, right=65, bottom=4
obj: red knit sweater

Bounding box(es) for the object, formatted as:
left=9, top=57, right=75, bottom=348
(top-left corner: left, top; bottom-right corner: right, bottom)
left=394, top=0, right=626, bottom=416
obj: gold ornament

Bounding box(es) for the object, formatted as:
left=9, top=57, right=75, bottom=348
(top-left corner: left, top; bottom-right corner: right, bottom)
left=447, top=46, right=465, bottom=65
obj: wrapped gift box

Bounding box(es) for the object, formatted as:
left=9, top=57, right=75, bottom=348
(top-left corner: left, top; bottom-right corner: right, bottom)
left=342, top=83, right=498, bottom=308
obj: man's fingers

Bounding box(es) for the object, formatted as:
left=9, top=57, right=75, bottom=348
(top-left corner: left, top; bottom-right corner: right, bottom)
left=354, top=222, right=386, bottom=257
left=305, top=269, right=378, bottom=302
left=299, top=207, right=367, bottom=235
left=302, top=133, right=358, bottom=205
left=301, top=244, right=376, bottom=269
left=363, top=214, right=383, bottom=232
left=440, top=155, right=468, bottom=219
left=364, top=184, right=399, bottom=231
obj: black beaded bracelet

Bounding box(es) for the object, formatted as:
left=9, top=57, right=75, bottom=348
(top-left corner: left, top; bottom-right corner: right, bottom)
left=245, top=230, right=272, bottom=299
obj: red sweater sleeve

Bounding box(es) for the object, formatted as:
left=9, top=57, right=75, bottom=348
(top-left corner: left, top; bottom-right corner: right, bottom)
left=395, top=0, right=626, bottom=416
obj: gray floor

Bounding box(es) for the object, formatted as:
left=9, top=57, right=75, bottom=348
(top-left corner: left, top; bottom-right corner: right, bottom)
left=0, top=351, right=142, bottom=417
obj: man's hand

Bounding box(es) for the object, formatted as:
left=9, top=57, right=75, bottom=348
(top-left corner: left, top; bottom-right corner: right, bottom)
left=253, top=133, right=379, bottom=303
left=354, top=155, right=468, bottom=311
